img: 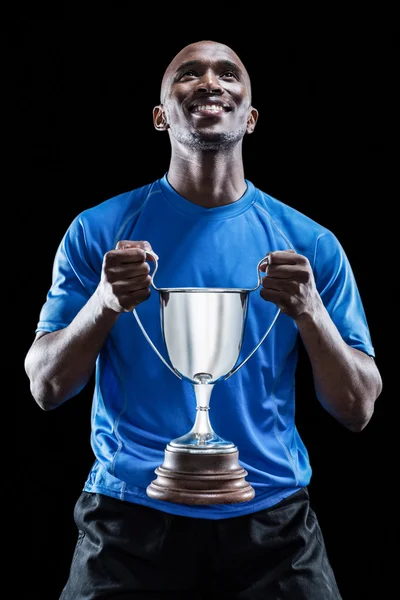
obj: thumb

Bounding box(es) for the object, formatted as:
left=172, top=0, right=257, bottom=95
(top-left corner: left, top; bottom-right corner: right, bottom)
left=115, top=240, right=159, bottom=260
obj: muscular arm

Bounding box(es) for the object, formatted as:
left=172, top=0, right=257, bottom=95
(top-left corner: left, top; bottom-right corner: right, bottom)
left=295, top=302, right=382, bottom=431
left=24, top=294, right=119, bottom=410
left=24, top=241, right=156, bottom=411
left=260, top=250, right=383, bottom=432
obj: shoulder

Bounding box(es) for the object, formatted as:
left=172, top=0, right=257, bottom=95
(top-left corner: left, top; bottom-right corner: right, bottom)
left=78, top=180, right=159, bottom=226
left=255, top=188, right=328, bottom=233
left=58, top=180, right=161, bottom=262
left=64, top=180, right=160, bottom=242
left=252, top=185, right=338, bottom=256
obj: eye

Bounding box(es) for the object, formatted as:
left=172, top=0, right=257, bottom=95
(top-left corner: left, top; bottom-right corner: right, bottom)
left=179, top=70, right=198, bottom=79
left=221, top=71, right=238, bottom=80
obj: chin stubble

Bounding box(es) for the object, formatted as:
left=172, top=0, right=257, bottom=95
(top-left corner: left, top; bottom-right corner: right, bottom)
left=171, top=125, right=248, bottom=151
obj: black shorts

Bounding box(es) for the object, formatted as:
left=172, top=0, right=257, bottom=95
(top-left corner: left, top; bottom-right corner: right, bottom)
left=60, top=487, right=342, bottom=599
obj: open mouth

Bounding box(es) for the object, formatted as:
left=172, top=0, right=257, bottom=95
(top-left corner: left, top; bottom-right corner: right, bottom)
left=189, top=100, right=232, bottom=116
left=192, top=104, right=228, bottom=113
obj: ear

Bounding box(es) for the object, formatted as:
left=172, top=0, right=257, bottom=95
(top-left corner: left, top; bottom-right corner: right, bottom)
left=153, top=104, right=169, bottom=131
left=246, top=106, right=259, bottom=134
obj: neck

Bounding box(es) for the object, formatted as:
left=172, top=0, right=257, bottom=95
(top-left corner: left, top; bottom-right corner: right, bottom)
left=166, top=146, right=247, bottom=208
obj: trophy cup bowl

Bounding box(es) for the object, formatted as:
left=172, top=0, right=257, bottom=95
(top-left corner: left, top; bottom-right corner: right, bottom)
left=133, top=254, right=280, bottom=505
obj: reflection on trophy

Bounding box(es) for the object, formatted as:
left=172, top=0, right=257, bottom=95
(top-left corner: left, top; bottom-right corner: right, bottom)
left=133, top=254, right=280, bottom=505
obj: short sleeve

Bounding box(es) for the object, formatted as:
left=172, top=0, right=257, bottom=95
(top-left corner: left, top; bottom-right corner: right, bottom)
left=36, top=214, right=100, bottom=333
left=313, top=231, right=375, bottom=357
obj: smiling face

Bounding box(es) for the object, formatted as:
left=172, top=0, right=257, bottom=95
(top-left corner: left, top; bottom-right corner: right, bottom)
left=153, top=40, right=258, bottom=151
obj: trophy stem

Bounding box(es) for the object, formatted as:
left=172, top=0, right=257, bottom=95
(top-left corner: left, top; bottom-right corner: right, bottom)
left=168, top=374, right=235, bottom=450
left=191, top=378, right=214, bottom=437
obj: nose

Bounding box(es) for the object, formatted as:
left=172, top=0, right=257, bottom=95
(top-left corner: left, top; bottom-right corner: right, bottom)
left=195, top=69, right=223, bottom=95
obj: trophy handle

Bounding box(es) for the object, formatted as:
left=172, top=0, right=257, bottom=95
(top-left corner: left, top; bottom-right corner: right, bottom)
left=223, top=255, right=281, bottom=380
left=132, top=251, right=182, bottom=379
left=146, top=250, right=161, bottom=291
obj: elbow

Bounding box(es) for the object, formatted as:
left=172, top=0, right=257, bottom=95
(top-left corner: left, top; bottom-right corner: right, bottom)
left=25, top=358, right=60, bottom=411
left=344, top=416, right=372, bottom=433
left=343, top=365, right=383, bottom=432
left=28, top=374, right=87, bottom=410
left=339, top=405, right=374, bottom=432
left=341, top=390, right=381, bottom=433
left=28, top=379, right=65, bottom=411
left=38, top=400, right=60, bottom=412
left=25, top=351, right=78, bottom=410
left=325, top=388, right=381, bottom=433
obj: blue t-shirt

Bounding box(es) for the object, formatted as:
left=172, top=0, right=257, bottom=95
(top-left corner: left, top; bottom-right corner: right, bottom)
left=37, top=174, right=375, bottom=518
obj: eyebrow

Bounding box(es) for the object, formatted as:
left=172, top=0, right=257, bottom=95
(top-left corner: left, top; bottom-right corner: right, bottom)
left=176, top=59, right=242, bottom=74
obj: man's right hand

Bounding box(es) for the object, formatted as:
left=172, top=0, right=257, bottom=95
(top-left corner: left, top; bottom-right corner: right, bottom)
left=98, top=240, right=158, bottom=313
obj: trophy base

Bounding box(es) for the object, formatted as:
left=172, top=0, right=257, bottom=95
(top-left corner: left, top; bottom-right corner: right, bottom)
left=146, top=445, right=255, bottom=505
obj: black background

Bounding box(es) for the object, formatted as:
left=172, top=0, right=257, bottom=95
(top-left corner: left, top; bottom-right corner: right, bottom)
left=8, top=17, right=398, bottom=600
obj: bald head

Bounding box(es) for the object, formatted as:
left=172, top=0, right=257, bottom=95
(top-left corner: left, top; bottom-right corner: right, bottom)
left=160, top=40, right=252, bottom=104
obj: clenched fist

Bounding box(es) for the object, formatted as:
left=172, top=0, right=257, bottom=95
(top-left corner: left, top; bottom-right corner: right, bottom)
left=259, top=249, right=322, bottom=320
left=98, top=240, right=158, bottom=313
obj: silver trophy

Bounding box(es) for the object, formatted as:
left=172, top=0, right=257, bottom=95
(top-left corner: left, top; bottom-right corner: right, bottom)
left=133, top=254, right=280, bottom=505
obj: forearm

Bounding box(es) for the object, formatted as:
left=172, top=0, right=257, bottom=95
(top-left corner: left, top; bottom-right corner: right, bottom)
left=25, top=288, right=120, bottom=410
left=295, top=301, right=383, bottom=431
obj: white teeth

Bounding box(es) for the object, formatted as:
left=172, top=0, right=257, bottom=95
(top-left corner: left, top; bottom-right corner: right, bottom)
left=193, top=104, right=224, bottom=112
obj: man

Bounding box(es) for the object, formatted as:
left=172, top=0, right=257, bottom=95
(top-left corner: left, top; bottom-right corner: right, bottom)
left=25, top=40, right=382, bottom=599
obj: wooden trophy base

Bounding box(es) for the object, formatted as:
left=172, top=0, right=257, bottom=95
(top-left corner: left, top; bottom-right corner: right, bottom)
left=146, top=445, right=255, bottom=505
